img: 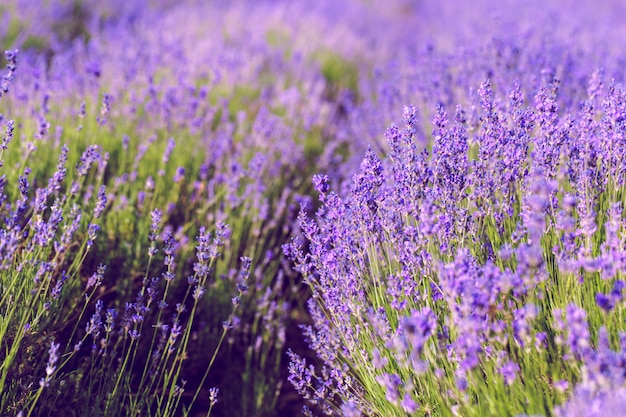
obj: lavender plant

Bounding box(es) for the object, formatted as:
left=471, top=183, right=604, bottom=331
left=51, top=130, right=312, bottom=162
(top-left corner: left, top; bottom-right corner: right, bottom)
left=0, top=0, right=380, bottom=414
left=0, top=49, right=255, bottom=417
left=288, top=70, right=626, bottom=416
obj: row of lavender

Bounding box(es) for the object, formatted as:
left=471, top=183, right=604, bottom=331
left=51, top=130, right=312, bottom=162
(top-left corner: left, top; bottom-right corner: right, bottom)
left=2, top=0, right=626, bottom=416
left=283, top=1, right=626, bottom=416
left=0, top=1, right=421, bottom=415
left=1, top=2, right=336, bottom=416
left=286, top=2, right=626, bottom=416
left=289, top=77, right=626, bottom=415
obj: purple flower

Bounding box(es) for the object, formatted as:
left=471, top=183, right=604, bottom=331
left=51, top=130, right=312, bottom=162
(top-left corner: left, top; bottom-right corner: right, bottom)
left=86, top=300, right=104, bottom=338
left=97, top=94, right=113, bottom=125
left=35, top=115, right=49, bottom=140
left=40, top=339, right=59, bottom=388
left=375, top=373, right=402, bottom=405
left=162, top=138, right=176, bottom=164
left=401, top=395, right=418, bottom=413
left=87, top=223, right=100, bottom=247
left=18, top=173, right=29, bottom=196
left=554, top=380, right=569, bottom=392
left=533, top=74, right=566, bottom=180
left=0, top=49, right=18, bottom=98
left=149, top=209, right=162, bottom=241
left=93, top=185, right=107, bottom=218
left=535, top=332, right=548, bottom=351
left=1, top=120, right=14, bottom=150
left=192, top=285, right=206, bottom=300
left=455, top=369, right=468, bottom=392
left=340, top=400, right=360, bottom=417
left=371, top=348, right=388, bottom=369
left=76, top=146, right=99, bottom=177
left=312, top=174, right=330, bottom=196
left=239, top=256, right=252, bottom=282
left=596, top=293, right=615, bottom=312
left=173, top=166, right=185, bottom=183
left=500, top=360, right=520, bottom=386
left=51, top=271, right=68, bottom=299
left=286, top=350, right=312, bottom=396
left=351, top=147, right=384, bottom=225
left=394, top=307, right=436, bottom=370
left=208, top=387, right=219, bottom=406
left=403, top=105, right=419, bottom=134
left=555, top=304, right=590, bottom=360
left=513, top=304, right=538, bottom=348
left=78, top=101, right=87, bottom=119
left=104, top=309, right=117, bottom=333
left=612, top=280, right=625, bottom=297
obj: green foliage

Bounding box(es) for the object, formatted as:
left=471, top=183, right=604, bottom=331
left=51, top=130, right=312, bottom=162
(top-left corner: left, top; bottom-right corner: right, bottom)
left=316, top=49, right=361, bottom=97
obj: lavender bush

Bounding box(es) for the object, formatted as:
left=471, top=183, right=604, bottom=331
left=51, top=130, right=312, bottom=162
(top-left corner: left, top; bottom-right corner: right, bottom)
left=0, top=1, right=374, bottom=414
left=0, top=46, right=249, bottom=415
left=285, top=2, right=626, bottom=417
left=287, top=57, right=626, bottom=417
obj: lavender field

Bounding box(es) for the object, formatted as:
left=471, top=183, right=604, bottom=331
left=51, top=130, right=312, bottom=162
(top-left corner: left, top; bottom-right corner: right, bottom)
left=2, top=0, right=626, bottom=416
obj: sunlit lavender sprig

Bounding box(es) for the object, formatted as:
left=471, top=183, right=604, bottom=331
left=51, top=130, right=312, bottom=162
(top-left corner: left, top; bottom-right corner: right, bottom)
left=0, top=49, right=18, bottom=98
left=1, top=120, right=14, bottom=152
left=39, top=340, right=60, bottom=388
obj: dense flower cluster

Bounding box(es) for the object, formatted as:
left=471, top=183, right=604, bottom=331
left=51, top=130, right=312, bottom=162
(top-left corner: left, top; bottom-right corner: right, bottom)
left=286, top=4, right=626, bottom=412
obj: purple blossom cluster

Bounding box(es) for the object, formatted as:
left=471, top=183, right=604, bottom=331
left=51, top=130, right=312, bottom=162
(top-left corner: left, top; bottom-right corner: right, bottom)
left=0, top=50, right=18, bottom=99
left=286, top=6, right=626, bottom=410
